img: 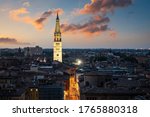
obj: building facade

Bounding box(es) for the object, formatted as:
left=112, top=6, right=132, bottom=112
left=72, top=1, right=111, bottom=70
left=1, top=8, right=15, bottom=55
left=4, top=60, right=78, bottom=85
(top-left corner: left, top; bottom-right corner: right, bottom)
left=24, top=46, right=43, bottom=57
left=53, top=13, right=62, bottom=62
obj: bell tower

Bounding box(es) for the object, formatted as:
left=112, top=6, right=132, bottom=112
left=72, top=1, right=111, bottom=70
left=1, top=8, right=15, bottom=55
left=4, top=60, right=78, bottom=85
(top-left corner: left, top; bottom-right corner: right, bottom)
left=53, top=13, right=62, bottom=62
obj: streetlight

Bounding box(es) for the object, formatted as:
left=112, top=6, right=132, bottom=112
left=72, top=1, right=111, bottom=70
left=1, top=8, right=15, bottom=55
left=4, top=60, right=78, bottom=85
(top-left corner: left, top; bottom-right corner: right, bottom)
left=74, top=59, right=82, bottom=66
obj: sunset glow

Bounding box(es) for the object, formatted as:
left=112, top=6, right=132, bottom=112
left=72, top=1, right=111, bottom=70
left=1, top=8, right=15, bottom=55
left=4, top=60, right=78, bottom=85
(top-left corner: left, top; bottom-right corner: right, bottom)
left=0, top=0, right=149, bottom=48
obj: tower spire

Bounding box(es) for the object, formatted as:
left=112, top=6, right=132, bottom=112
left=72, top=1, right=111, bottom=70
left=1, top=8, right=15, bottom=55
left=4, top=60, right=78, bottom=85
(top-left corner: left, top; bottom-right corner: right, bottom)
left=55, top=12, right=61, bottom=33
left=56, top=12, right=59, bottom=20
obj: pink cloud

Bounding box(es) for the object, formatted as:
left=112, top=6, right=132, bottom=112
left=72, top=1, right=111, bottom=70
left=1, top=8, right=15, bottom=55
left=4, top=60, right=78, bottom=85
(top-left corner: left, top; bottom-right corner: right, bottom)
left=9, top=8, right=64, bottom=30
left=78, top=0, right=133, bottom=15
left=61, top=15, right=110, bottom=35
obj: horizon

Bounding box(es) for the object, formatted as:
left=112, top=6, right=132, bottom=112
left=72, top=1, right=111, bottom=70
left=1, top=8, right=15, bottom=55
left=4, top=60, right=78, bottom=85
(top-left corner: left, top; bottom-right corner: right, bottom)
left=0, top=47, right=150, bottom=50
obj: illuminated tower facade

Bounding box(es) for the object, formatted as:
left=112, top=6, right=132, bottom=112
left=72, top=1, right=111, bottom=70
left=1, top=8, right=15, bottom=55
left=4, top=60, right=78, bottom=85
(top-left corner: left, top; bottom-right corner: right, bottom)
left=53, top=13, right=62, bottom=62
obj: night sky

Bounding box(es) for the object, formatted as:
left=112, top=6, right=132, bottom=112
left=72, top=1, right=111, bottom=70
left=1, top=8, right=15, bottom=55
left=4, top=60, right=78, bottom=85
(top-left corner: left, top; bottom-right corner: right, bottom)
left=0, top=0, right=150, bottom=49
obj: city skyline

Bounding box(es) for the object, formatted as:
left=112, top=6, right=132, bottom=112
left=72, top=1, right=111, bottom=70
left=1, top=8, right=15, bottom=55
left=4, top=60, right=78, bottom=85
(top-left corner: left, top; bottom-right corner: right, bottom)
left=0, top=0, right=150, bottom=49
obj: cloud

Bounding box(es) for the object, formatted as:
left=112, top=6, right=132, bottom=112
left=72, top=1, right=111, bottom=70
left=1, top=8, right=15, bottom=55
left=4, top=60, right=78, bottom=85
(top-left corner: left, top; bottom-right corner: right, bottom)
left=9, top=8, right=64, bottom=30
left=53, top=8, right=64, bottom=15
left=35, top=8, right=64, bottom=29
left=9, top=8, right=29, bottom=21
left=23, top=1, right=31, bottom=7
left=67, top=0, right=133, bottom=37
left=35, top=11, right=53, bottom=24
left=0, top=37, right=30, bottom=45
left=61, top=15, right=110, bottom=35
left=9, top=8, right=40, bottom=29
left=78, top=0, right=133, bottom=15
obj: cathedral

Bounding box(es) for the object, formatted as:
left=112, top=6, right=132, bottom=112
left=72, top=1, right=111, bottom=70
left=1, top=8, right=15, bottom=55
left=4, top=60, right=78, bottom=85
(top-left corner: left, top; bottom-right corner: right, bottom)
left=53, top=13, right=62, bottom=62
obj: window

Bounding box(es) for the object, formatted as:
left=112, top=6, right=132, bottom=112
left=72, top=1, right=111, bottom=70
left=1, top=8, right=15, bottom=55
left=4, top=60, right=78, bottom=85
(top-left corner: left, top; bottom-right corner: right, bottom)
left=56, top=48, right=60, bottom=50
left=56, top=43, right=60, bottom=45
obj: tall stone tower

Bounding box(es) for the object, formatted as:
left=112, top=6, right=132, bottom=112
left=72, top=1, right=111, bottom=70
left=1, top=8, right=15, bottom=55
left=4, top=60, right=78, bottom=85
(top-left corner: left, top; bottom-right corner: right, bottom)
left=53, top=13, right=62, bottom=62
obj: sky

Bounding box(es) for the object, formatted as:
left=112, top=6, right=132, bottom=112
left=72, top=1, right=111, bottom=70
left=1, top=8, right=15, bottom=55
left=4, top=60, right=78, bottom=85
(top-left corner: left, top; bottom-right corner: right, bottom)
left=0, top=0, right=150, bottom=49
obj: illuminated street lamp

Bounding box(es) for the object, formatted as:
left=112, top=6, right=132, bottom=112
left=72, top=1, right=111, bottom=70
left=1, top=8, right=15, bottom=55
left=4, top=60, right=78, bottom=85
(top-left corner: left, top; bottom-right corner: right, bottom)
left=77, top=59, right=82, bottom=65
left=74, top=59, right=82, bottom=66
